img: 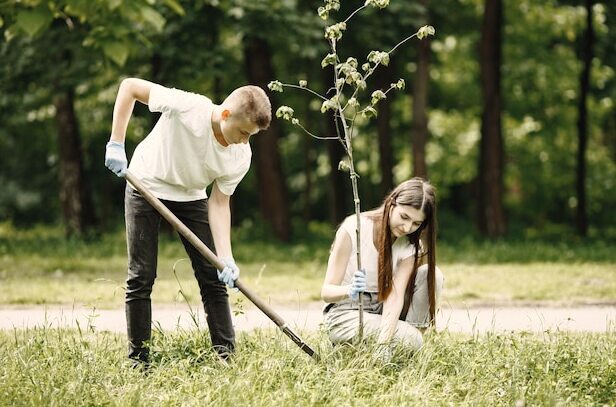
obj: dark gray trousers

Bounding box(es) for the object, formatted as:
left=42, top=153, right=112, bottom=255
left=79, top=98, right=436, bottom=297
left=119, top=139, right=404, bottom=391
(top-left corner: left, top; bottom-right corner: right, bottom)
left=124, top=186, right=235, bottom=362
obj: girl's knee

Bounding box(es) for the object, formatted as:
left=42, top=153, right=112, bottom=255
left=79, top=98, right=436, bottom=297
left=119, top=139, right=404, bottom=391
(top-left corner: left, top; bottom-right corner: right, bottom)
left=395, top=323, right=423, bottom=350
left=417, top=264, right=444, bottom=295
left=435, top=266, right=444, bottom=294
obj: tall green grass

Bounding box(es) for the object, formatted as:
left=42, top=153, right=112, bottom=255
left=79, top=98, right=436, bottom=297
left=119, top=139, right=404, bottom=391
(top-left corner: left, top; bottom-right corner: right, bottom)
left=0, top=327, right=614, bottom=406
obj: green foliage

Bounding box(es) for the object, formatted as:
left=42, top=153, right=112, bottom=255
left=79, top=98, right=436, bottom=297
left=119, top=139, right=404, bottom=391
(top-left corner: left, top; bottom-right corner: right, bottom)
left=13, top=6, right=52, bottom=37
left=269, top=1, right=435, bottom=264
left=0, top=328, right=614, bottom=405
left=324, top=21, right=346, bottom=40
left=1, top=0, right=615, bottom=234
left=1, top=0, right=181, bottom=67
left=0, top=0, right=185, bottom=230
left=498, top=0, right=616, bottom=227
left=271, top=3, right=434, bottom=136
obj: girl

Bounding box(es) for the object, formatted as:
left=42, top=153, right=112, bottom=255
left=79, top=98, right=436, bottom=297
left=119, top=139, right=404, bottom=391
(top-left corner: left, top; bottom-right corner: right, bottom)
left=321, top=177, right=444, bottom=351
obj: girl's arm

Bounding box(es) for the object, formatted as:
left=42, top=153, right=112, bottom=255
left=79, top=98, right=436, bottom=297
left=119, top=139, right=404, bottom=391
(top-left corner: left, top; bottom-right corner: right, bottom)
left=321, top=228, right=353, bottom=303
left=377, top=256, right=415, bottom=343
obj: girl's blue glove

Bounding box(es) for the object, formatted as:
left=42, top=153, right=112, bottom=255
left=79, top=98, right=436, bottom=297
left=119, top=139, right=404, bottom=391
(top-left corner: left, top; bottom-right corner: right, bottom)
left=348, top=269, right=367, bottom=301
left=105, top=141, right=128, bottom=177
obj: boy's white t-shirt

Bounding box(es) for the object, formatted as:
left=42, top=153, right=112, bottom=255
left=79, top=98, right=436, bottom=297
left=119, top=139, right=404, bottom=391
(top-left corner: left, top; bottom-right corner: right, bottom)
left=338, top=214, right=417, bottom=293
left=128, top=84, right=252, bottom=201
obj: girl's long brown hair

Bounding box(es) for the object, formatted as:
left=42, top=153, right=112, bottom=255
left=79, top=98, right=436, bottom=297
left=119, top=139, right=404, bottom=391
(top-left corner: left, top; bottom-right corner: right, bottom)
left=373, top=178, right=437, bottom=325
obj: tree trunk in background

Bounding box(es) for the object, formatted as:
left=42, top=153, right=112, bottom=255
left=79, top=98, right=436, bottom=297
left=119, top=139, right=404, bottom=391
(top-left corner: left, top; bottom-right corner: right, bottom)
left=325, top=118, right=349, bottom=225
left=576, top=0, right=593, bottom=236
left=478, top=0, right=506, bottom=237
left=322, top=67, right=349, bottom=225
left=54, top=88, right=96, bottom=237
left=204, top=5, right=223, bottom=104
left=303, top=129, right=314, bottom=221
left=411, top=0, right=431, bottom=179
left=376, top=64, right=394, bottom=196
left=299, top=92, right=314, bottom=221
left=244, top=36, right=291, bottom=241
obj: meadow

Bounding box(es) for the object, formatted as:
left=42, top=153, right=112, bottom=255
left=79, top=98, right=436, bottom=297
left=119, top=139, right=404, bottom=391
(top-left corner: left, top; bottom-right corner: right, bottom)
left=1, top=223, right=614, bottom=309
left=0, top=327, right=614, bottom=406
left=1, top=224, right=615, bottom=405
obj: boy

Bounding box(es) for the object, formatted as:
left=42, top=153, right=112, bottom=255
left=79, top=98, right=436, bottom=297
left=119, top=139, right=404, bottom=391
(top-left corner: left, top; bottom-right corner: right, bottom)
left=104, top=78, right=271, bottom=365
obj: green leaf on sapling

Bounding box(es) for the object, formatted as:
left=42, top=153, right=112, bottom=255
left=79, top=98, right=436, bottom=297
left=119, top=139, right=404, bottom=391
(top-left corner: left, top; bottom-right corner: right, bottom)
left=268, top=81, right=284, bottom=92
left=321, top=53, right=338, bottom=68
left=276, top=106, right=295, bottom=121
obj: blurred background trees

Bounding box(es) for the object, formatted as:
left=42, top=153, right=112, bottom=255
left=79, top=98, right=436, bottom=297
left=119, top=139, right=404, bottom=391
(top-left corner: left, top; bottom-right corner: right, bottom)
left=1, top=0, right=614, bottom=242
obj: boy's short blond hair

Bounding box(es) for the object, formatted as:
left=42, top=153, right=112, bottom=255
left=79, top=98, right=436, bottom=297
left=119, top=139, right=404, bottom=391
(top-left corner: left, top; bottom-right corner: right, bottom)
left=225, top=85, right=272, bottom=130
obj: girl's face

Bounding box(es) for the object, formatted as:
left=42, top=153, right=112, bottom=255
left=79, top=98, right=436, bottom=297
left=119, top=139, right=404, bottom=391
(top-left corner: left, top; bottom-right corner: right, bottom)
left=389, top=204, right=426, bottom=238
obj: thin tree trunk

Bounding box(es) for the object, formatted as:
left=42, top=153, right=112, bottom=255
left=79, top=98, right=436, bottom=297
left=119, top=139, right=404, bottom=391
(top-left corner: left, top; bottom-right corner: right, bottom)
left=576, top=0, right=593, bottom=236
left=478, top=0, right=506, bottom=237
left=411, top=0, right=431, bottom=179
left=376, top=64, right=394, bottom=195
left=244, top=36, right=291, bottom=241
left=53, top=88, right=96, bottom=236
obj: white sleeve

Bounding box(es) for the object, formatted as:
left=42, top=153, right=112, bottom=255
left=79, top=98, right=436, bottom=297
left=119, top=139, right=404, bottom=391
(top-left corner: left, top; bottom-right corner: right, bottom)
left=148, top=84, right=203, bottom=115
left=214, top=162, right=250, bottom=196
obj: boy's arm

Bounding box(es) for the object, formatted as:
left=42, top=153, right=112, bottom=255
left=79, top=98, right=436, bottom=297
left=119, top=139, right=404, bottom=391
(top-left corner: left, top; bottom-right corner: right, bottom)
left=105, top=78, right=153, bottom=176
left=209, top=182, right=241, bottom=288
left=110, top=78, right=153, bottom=143
left=208, top=182, right=233, bottom=258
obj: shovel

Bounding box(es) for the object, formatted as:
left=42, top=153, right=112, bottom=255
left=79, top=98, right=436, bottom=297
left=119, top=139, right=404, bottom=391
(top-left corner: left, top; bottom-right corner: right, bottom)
left=125, top=171, right=319, bottom=360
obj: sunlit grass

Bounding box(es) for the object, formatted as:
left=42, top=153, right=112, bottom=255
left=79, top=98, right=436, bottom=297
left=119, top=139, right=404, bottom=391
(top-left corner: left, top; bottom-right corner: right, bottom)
left=1, top=224, right=614, bottom=404
left=1, top=224, right=615, bottom=308
left=0, top=327, right=614, bottom=406
left=2, top=257, right=615, bottom=309
left=443, top=262, right=616, bottom=305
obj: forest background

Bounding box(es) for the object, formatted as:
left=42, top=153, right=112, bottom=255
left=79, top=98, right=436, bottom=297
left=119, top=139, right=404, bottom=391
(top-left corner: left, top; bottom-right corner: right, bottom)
left=1, top=0, right=614, bottom=245
left=1, top=4, right=615, bottom=404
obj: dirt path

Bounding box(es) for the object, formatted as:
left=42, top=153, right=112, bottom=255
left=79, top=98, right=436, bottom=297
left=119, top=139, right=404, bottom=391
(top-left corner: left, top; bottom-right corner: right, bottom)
left=1, top=303, right=614, bottom=334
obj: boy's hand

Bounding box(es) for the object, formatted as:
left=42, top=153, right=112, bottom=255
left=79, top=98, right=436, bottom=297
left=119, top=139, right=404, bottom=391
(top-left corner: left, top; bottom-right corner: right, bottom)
left=348, top=269, right=367, bottom=301
left=217, top=257, right=240, bottom=288
left=105, top=141, right=128, bottom=177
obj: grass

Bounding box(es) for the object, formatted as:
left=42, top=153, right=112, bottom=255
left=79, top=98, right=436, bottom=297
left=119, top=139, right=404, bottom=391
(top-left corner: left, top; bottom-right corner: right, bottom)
left=0, top=327, right=614, bottom=406
left=1, top=223, right=614, bottom=405
left=1, top=223, right=615, bottom=308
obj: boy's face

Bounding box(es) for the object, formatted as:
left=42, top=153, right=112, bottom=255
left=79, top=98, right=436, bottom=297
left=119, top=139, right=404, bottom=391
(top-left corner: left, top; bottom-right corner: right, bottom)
left=220, top=111, right=260, bottom=145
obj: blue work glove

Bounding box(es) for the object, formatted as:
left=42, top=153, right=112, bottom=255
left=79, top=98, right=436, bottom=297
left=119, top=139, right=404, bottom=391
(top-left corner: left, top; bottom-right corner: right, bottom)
left=105, top=141, right=128, bottom=177
left=217, top=257, right=240, bottom=288
left=348, top=269, right=367, bottom=301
